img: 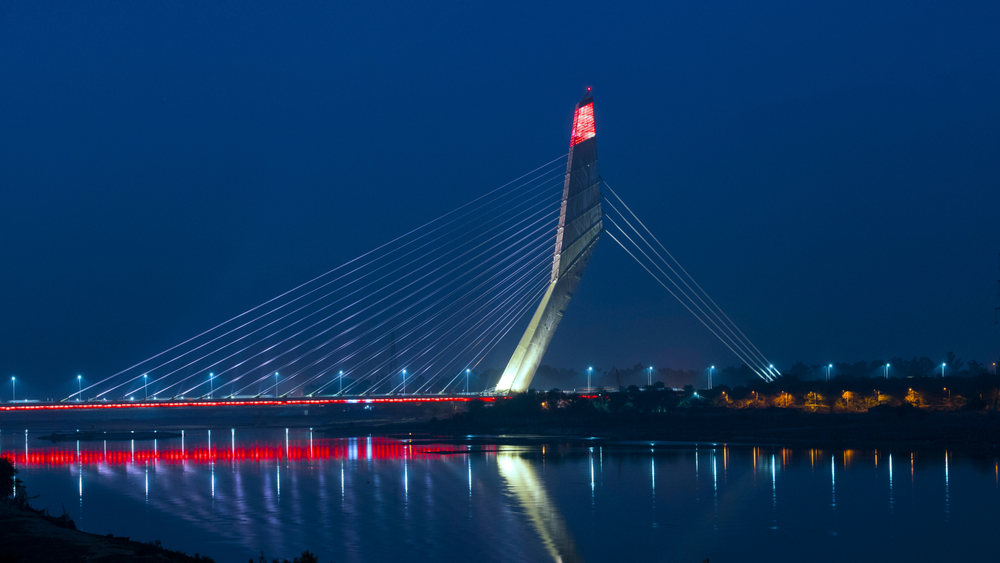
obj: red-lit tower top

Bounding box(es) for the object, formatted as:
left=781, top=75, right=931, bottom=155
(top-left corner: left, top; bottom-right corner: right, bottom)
left=570, top=90, right=596, bottom=146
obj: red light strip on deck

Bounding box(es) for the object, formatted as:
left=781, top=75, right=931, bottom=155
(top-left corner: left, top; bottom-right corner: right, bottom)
left=0, top=396, right=498, bottom=412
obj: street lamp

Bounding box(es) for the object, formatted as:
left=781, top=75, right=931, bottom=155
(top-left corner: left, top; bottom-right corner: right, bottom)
left=944, top=387, right=950, bottom=400
left=143, top=374, right=148, bottom=400
left=647, top=366, right=652, bottom=387
left=274, top=372, right=279, bottom=398
left=209, top=372, right=214, bottom=399
left=884, top=364, right=890, bottom=379
left=465, top=369, right=471, bottom=394
left=402, top=369, right=407, bottom=395
left=941, top=363, right=946, bottom=378
left=339, top=370, right=344, bottom=395
left=709, top=366, right=715, bottom=389
left=11, top=377, right=15, bottom=403
left=77, top=375, right=82, bottom=401
left=587, top=367, right=593, bottom=391
left=826, top=364, right=833, bottom=381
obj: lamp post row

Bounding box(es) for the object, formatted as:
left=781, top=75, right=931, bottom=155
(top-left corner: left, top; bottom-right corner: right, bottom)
left=4, top=358, right=967, bottom=404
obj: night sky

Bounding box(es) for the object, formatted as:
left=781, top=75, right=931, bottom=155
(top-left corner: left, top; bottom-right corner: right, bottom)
left=2, top=1, right=998, bottom=396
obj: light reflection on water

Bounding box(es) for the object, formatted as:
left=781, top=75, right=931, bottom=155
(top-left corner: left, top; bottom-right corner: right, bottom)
left=3, top=429, right=1000, bottom=562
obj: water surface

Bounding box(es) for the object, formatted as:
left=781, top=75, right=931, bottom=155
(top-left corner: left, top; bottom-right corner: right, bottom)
left=4, top=428, right=999, bottom=562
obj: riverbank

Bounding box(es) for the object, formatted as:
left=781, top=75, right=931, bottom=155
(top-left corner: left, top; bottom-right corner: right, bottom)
left=0, top=502, right=215, bottom=562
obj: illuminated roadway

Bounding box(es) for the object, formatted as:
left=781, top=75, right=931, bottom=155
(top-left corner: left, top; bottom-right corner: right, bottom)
left=0, top=395, right=498, bottom=412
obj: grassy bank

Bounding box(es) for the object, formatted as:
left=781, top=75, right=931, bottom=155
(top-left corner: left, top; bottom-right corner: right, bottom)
left=0, top=502, right=215, bottom=562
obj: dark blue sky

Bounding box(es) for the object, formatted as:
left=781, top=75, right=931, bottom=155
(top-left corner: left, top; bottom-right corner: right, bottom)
left=2, top=1, right=998, bottom=395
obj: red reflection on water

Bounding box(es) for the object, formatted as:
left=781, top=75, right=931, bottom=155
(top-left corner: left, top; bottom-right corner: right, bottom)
left=1, top=437, right=467, bottom=466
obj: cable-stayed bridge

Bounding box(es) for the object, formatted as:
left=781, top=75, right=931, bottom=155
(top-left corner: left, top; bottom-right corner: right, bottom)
left=3, top=92, right=779, bottom=414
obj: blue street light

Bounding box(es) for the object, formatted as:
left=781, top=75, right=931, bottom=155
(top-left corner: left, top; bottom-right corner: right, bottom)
left=209, top=372, right=214, bottom=399
left=339, top=370, right=344, bottom=395
left=77, top=375, right=82, bottom=401
left=274, top=372, right=279, bottom=398
left=587, top=367, right=593, bottom=391
left=402, top=369, right=407, bottom=395
left=884, top=363, right=890, bottom=379
left=709, top=366, right=715, bottom=389
left=143, top=374, right=148, bottom=400
left=11, top=377, right=15, bottom=403
left=466, top=369, right=471, bottom=394
left=647, top=366, right=653, bottom=387
left=826, top=364, right=833, bottom=381
left=941, top=363, right=946, bottom=378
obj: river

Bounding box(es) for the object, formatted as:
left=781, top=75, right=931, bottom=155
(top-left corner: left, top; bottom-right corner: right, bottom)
left=3, top=428, right=999, bottom=562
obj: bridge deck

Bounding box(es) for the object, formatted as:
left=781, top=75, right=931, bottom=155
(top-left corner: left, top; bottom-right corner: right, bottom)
left=0, top=395, right=498, bottom=412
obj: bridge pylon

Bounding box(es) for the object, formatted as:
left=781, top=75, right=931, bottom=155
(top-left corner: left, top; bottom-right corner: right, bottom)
left=495, top=92, right=603, bottom=393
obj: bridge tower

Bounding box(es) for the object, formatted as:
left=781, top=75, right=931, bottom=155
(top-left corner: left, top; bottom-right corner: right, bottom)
left=495, top=92, right=603, bottom=393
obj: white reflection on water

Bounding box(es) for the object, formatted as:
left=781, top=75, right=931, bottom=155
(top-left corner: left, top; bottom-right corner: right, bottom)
left=712, top=449, right=719, bottom=531
left=497, top=453, right=582, bottom=563
left=889, top=453, right=894, bottom=513
left=651, top=452, right=655, bottom=495
left=771, top=453, right=776, bottom=503
left=771, top=453, right=777, bottom=530
left=713, top=449, right=717, bottom=494
left=831, top=454, right=836, bottom=510
left=945, top=451, right=950, bottom=521
left=589, top=448, right=594, bottom=499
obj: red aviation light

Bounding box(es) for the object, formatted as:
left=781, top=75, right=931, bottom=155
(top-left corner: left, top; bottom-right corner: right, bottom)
left=570, top=102, right=596, bottom=146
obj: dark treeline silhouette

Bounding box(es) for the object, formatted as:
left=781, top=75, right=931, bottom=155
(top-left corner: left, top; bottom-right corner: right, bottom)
left=784, top=351, right=991, bottom=380
left=525, top=351, right=996, bottom=392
